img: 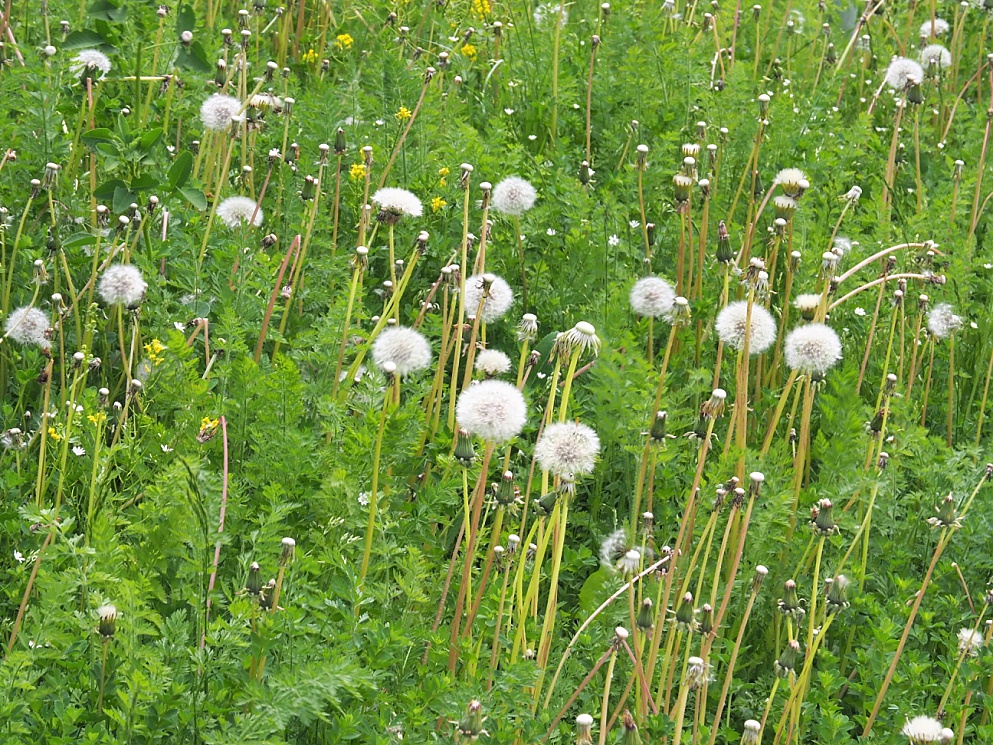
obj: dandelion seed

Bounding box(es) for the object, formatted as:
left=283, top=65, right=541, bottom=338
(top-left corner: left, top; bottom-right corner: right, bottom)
left=371, top=187, right=423, bottom=222
left=629, top=276, right=676, bottom=318
left=463, top=273, right=514, bottom=323
left=475, top=348, right=512, bottom=377
left=885, top=57, right=924, bottom=89
left=957, top=627, right=984, bottom=657
left=714, top=301, right=777, bottom=354
left=216, top=196, right=263, bottom=228
left=98, top=264, right=147, bottom=307
left=901, top=715, right=944, bottom=744
left=371, top=326, right=432, bottom=376
left=4, top=307, right=51, bottom=349
left=456, top=379, right=527, bottom=443
left=491, top=176, right=537, bottom=215
left=784, top=323, right=842, bottom=375
left=534, top=421, right=600, bottom=479
left=927, top=303, right=962, bottom=339
left=200, top=93, right=241, bottom=131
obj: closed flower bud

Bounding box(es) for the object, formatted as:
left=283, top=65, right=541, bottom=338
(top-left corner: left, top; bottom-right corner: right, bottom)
left=246, top=561, right=263, bottom=595
left=637, top=598, right=655, bottom=631
left=752, top=564, right=769, bottom=591
left=825, top=574, right=850, bottom=614
left=778, top=579, right=805, bottom=621
left=280, top=536, right=295, bottom=565
left=454, top=429, right=474, bottom=466
left=775, top=639, right=800, bottom=677
left=699, top=603, right=714, bottom=634
left=927, top=493, right=960, bottom=528
left=453, top=700, right=488, bottom=743
left=675, top=591, right=697, bottom=631
left=810, top=498, right=839, bottom=535
left=621, top=710, right=642, bottom=745
left=97, top=603, right=118, bottom=638
left=716, top=220, right=733, bottom=263
left=650, top=410, right=668, bottom=441
left=495, top=470, right=517, bottom=506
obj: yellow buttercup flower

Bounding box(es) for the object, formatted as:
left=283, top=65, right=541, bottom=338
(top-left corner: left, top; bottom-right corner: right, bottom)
left=395, top=105, right=413, bottom=121
left=350, top=163, right=366, bottom=181
left=439, top=167, right=450, bottom=177
left=335, top=33, right=354, bottom=49
left=460, top=43, right=477, bottom=60
left=201, top=416, right=219, bottom=430
left=48, top=427, right=61, bottom=442
left=302, top=48, right=319, bottom=64
left=431, top=196, right=447, bottom=213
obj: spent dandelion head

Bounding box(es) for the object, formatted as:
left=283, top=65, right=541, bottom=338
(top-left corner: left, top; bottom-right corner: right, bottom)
left=463, top=273, right=514, bottom=323
left=517, top=313, right=538, bottom=342
left=371, top=187, right=423, bottom=223
left=561, top=320, right=600, bottom=357
left=714, top=301, right=777, bottom=353
left=927, top=303, right=962, bottom=339
left=775, top=167, right=808, bottom=198
left=371, top=326, right=432, bottom=376
left=491, top=176, right=537, bottom=215
left=901, top=715, right=944, bottom=744
left=629, top=276, right=676, bottom=318
left=4, top=307, right=51, bottom=349
left=456, top=379, right=527, bottom=443
left=71, top=49, right=111, bottom=77
left=957, top=627, right=984, bottom=657
left=216, top=196, right=263, bottom=228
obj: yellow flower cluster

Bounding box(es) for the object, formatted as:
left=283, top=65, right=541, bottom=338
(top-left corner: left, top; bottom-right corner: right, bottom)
left=335, top=33, right=354, bottom=49
left=471, top=0, right=491, bottom=19
left=431, top=196, right=447, bottom=213
left=395, top=105, right=413, bottom=121
left=144, top=338, right=166, bottom=366
left=48, top=427, right=61, bottom=442
left=350, top=163, right=366, bottom=181
left=438, top=166, right=449, bottom=187
left=301, top=48, right=319, bottom=64
left=88, top=412, right=107, bottom=427
left=461, top=43, right=477, bottom=60
left=201, top=416, right=219, bottom=431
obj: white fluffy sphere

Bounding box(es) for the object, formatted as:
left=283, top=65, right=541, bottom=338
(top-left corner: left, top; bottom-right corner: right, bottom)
left=475, top=348, right=512, bottom=377
left=534, top=421, right=600, bottom=479
left=371, top=187, right=423, bottom=219
left=4, top=306, right=51, bottom=349
left=456, top=379, right=527, bottom=443
left=216, top=196, right=263, bottom=228
left=491, top=176, right=537, bottom=216
left=784, top=323, right=842, bottom=375
left=200, top=94, right=241, bottom=131
left=630, top=276, right=676, bottom=318
left=98, top=264, right=147, bottom=307
left=714, top=301, right=777, bottom=354
left=371, top=326, right=432, bottom=376
left=885, top=57, right=924, bottom=89
left=463, top=274, right=514, bottom=323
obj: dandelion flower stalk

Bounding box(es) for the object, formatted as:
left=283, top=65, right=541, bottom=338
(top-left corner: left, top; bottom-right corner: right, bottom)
left=359, top=369, right=396, bottom=586
left=937, top=608, right=989, bottom=717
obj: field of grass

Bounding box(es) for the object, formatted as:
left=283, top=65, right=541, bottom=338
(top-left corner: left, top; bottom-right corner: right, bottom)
left=2, top=0, right=993, bottom=742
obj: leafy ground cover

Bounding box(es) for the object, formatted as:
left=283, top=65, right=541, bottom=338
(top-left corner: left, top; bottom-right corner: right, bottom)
left=1, top=0, right=993, bottom=742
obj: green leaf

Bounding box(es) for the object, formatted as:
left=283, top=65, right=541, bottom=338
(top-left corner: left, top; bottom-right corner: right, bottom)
left=87, top=0, right=127, bottom=21
left=175, top=41, right=211, bottom=74
left=175, top=4, right=197, bottom=34
left=62, top=233, right=98, bottom=250
left=138, top=129, right=163, bottom=153
left=167, top=151, right=194, bottom=190
left=93, top=178, right=128, bottom=200
left=62, top=30, right=106, bottom=50
left=112, top=185, right=136, bottom=214
left=179, top=187, right=207, bottom=210
left=81, top=128, right=116, bottom=149
left=578, top=565, right=613, bottom=613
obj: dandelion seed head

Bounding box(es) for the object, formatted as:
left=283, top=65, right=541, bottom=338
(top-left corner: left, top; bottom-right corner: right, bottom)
left=600, top=528, right=631, bottom=567
left=920, top=43, right=952, bottom=69
left=630, top=276, right=676, bottom=318
left=957, top=627, right=984, bottom=657
left=927, top=303, right=962, bottom=338
left=491, top=176, right=537, bottom=216
left=71, top=49, right=111, bottom=76
left=98, top=264, right=147, bottom=307
left=920, top=18, right=949, bottom=36
left=456, top=379, right=527, bottom=443
left=885, top=57, right=925, bottom=89
left=97, top=603, right=117, bottom=621
left=618, top=549, right=641, bottom=574
left=475, top=348, right=512, bottom=377
left=785, top=323, right=842, bottom=375
left=200, top=93, right=241, bottom=131
left=216, top=196, right=263, bottom=228
left=534, top=421, right=600, bottom=479
left=4, top=307, right=50, bottom=349
left=371, top=187, right=423, bottom=219
left=902, top=715, right=944, bottom=744
left=371, top=326, right=432, bottom=376
left=463, top=273, right=514, bottom=323
left=714, top=301, right=777, bottom=354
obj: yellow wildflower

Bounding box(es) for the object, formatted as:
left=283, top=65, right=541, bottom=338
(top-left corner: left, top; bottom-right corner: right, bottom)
left=350, top=163, right=366, bottom=181
left=200, top=416, right=219, bottom=430
left=302, top=48, right=319, bottom=64
left=48, top=427, right=61, bottom=442
left=431, top=196, right=447, bottom=213
left=88, top=412, right=107, bottom=426
left=471, top=0, right=491, bottom=18
left=198, top=416, right=220, bottom=443
left=335, top=33, right=354, bottom=50
left=395, top=105, right=413, bottom=121
left=144, top=338, right=166, bottom=366
left=461, top=43, right=477, bottom=60
left=439, top=167, right=450, bottom=177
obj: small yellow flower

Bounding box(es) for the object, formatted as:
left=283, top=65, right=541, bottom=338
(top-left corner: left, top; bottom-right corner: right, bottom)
left=439, top=167, right=450, bottom=177
left=48, top=427, right=61, bottom=442
left=335, top=33, right=354, bottom=50
left=395, top=105, right=413, bottom=121
left=198, top=416, right=220, bottom=443
left=430, top=196, right=447, bottom=213
left=461, top=43, right=477, bottom=60
left=350, top=163, right=366, bottom=181
left=471, top=0, right=491, bottom=19
left=302, top=48, right=319, bottom=64
left=144, top=338, right=166, bottom=366
left=200, top=416, right=219, bottom=430
left=88, top=412, right=107, bottom=426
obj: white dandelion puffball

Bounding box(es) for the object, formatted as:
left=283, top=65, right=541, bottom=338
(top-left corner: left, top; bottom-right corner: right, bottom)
left=200, top=93, right=241, bottom=131
left=784, top=323, right=842, bottom=375
left=456, top=379, right=527, bottom=443
left=714, top=301, right=777, bottom=354
left=371, top=326, right=432, bottom=376
left=71, top=49, right=112, bottom=77
left=618, top=549, right=641, bottom=574
left=475, top=348, right=512, bottom=377
left=98, top=264, right=147, bottom=307
left=901, top=715, right=944, bottom=744
left=927, top=303, right=962, bottom=339
left=920, top=18, right=949, bottom=36
left=4, top=307, right=51, bottom=349
left=600, top=528, right=630, bottom=567
left=371, top=187, right=423, bottom=219
left=534, top=421, right=600, bottom=479
left=885, top=57, right=924, bottom=89
left=920, top=44, right=952, bottom=69
left=491, top=176, right=537, bottom=216
left=630, top=276, right=676, bottom=318
left=957, top=627, right=984, bottom=657
left=216, top=196, right=263, bottom=228
left=775, top=167, right=807, bottom=189
left=463, top=273, right=514, bottom=323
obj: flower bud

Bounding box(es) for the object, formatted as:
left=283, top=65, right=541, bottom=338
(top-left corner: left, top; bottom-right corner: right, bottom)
left=97, top=603, right=117, bottom=638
